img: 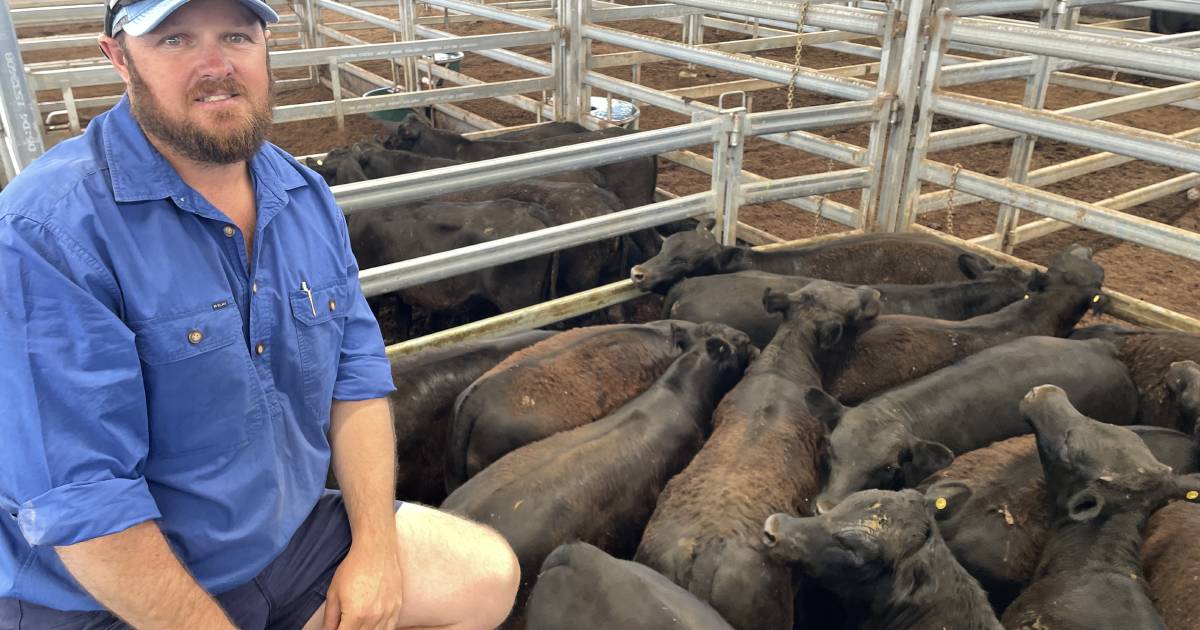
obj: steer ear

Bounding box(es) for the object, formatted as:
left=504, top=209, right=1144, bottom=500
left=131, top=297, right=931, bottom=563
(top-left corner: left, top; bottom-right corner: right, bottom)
left=804, top=388, right=845, bottom=431
left=925, top=481, right=972, bottom=521
left=1027, top=270, right=1049, bottom=293
left=670, top=322, right=690, bottom=351
left=855, top=286, right=881, bottom=323
left=1066, top=488, right=1105, bottom=522
left=718, top=247, right=745, bottom=270
left=698, top=217, right=717, bottom=233
left=1171, top=473, right=1200, bottom=505
left=958, top=253, right=993, bottom=279
left=903, top=438, right=955, bottom=485
left=763, top=288, right=792, bottom=316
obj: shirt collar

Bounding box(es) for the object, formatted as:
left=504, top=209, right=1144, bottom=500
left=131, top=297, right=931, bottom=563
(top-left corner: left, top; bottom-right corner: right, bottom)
left=101, top=94, right=307, bottom=205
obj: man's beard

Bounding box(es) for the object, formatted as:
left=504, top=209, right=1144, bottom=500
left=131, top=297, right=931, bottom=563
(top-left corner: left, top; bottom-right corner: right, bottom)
left=126, top=54, right=274, bottom=165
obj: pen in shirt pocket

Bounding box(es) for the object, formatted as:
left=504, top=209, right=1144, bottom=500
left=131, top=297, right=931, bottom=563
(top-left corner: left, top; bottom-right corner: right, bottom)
left=300, top=281, right=317, bottom=317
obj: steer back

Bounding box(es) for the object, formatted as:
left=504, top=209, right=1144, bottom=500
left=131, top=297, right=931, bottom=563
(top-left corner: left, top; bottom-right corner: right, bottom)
left=824, top=245, right=1106, bottom=404
left=526, top=542, right=735, bottom=630
left=635, top=282, right=881, bottom=630
left=441, top=322, right=755, bottom=627
left=630, top=222, right=983, bottom=294
left=446, top=321, right=697, bottom=492
left=810, top=336, right=1138, bottom=512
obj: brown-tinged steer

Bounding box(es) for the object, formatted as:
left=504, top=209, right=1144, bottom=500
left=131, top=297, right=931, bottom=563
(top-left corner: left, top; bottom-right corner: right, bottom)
left=629, top=221, right=984, bottom=292
left=379, top=330, right=555, bottom=505
left=635, top=282, right=881, bottom=630
left=809, top=336, right=1138, bottom=512
left=762, top=489, right=1002, bottom=630
left=1070, top=325, right=1200, bottom=431
left=825, top=245, right=1105, bottom=404
left=525, top=543, right=734, bottom=630
left=1001, top=385, right=1200, bottom=630
left=1142, top=502, right=1200, bottom=630
left=446, top=321, right=697, bottom=490
left=919, top=425, right=1199, bottom=611
left=663, top=260, right=1028, bottom=348
left=440, top=323, right=754, bottom=627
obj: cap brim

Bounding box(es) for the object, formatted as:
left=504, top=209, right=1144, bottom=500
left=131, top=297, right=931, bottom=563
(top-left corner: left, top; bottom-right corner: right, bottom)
left=118, top=0, right=279, bottom=37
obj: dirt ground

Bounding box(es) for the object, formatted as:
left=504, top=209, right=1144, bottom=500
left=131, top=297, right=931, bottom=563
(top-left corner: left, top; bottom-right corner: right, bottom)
left=18, top=8, right=1200, bottom=322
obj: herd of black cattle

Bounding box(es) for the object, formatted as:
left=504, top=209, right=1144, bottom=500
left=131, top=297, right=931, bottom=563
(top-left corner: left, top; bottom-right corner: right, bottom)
left=314, top=118, right=1200, bottom=629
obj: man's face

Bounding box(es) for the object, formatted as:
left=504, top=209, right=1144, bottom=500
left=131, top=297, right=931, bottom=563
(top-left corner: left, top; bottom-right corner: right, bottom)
left=107, top=0, right=274, bottom=164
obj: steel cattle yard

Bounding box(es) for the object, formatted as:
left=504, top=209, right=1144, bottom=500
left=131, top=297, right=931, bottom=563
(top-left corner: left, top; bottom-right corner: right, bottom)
left=3, top=0, right=1200, bottom=353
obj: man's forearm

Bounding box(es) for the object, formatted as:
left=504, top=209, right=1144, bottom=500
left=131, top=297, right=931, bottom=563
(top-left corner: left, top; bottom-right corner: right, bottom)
left=329, top=397, right=398, bottom=550
left=55, top=520, right=234, bottom=629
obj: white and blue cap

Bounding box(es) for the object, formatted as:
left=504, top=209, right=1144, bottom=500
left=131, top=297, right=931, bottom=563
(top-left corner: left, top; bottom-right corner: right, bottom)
left=105, top=0, right=279, bottom=37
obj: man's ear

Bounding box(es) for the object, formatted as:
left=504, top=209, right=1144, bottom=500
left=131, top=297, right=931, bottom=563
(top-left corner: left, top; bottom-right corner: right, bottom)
left=98, top=36, right=132, bottom=84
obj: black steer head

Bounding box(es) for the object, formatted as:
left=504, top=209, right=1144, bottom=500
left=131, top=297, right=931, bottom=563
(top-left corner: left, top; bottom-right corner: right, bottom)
left=670, top=321, right=757, bottom=380
left=630, top=219, right=740, bottom=294
left=1022, top=384, right=1200, bottom=522
left=1166, top=360, right=1200, bottom=436
left=762, top=489, right=936, bottom=590
left=383, top=112, right=433, bottom=151
left=762, top=281, right=881, bottom=350
left=806, top=390, right=954, bottom=514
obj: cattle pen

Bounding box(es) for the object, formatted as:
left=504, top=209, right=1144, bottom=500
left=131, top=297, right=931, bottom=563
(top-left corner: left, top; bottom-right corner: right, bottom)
left=3, top=0, right=1200, bottom=356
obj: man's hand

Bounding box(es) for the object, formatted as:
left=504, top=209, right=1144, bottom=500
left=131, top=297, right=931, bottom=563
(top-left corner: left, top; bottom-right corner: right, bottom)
left=323, top=543, right=405, bottom=630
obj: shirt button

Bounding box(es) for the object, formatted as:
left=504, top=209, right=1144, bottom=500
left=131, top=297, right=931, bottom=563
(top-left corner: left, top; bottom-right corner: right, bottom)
left=223, top=226, right=236, bottom=238
left=187, top=329, right=204, bottom=345
left=255, top=342, right=265, bottom=355
left=328, top=299, right=337, bottom=311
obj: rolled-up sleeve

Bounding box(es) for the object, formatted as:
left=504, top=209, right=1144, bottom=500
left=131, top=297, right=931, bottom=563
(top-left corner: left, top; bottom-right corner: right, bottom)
left=330, top=203, right=395, bottom=402
left=0, top=215, right=160, bottom=547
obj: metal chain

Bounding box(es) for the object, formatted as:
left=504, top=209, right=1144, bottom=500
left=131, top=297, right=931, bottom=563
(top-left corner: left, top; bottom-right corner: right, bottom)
left=786, top=0, right=812, bottom=110
left=945, top=162, right=964, bottom=236
left=812, top=133, right=838, bottom=236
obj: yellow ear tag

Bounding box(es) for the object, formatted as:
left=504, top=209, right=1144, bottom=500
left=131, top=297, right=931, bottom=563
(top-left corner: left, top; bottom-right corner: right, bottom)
left=1023, top=294, right=1030, bottom=300
left=1092, top=295, right=1101, bottom=303
left=935, top=497, right=948, bottom=510
left=316, top=159, right=324, bottom=166
left=1186, top=490, right=1198, bottom=501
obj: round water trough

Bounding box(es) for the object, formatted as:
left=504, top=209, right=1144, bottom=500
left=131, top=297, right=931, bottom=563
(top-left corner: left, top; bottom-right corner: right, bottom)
left=588, top=96, right=640, bottom=128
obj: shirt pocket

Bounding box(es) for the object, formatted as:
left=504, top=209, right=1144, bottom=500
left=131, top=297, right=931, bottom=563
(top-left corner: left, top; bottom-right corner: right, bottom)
left=132, top=301, right=257, bottom=458
left=290, top=278, right=352, bottom=420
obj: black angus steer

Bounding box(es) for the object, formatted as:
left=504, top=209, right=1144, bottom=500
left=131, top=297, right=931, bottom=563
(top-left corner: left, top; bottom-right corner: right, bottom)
left=441, top=323, right=755, bottom=628
left=629, top=221, right=985, bottom=292
left=346, top=199, right=555, bottom=318
left=526, top=542, right=734, bottom=630
left=808, top=336, right=1138, bottom=512
left=824, top=245, right=1105, bottom=404
left=385, top=115, right=657, bottom=210
left=1070, top=326, right=1200, bottom=432
left=663, top=260, right=1029, bottom=347
left=636, top=283, right=881, bottom=630
left=762, top=489, right=1002, bottom=630
left=919, top=425, right=1200, bottom=611
left=1000, top=385, right=1200, bottom=630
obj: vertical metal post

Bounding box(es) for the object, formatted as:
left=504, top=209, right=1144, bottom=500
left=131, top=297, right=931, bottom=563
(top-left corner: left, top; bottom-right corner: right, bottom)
left=868, top=0, right=935, bottom=232
left=711, top=94, right=747, bottom=246
left=681, top=12, right=703, bottom=77
left=895, top=4, right=954, bottom=232
left=555, top=0, right=586, bottom=122
left=855, top=0, right=906, bottom=231
left=329, top=61, right=345, bottom=133
left=397, top=0, right=420, bottom=92
left=991, top=1, right=1069, bottom=252
left=0, top=0, right=46, bottom=175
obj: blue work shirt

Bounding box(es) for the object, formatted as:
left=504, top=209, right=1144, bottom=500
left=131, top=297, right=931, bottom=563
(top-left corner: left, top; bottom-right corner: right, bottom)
left=0, top=96, right=395, bottom=611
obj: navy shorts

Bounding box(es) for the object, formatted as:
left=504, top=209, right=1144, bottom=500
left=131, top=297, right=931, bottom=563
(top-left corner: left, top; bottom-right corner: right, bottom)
left=1, top=491, right=388, bottom=630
